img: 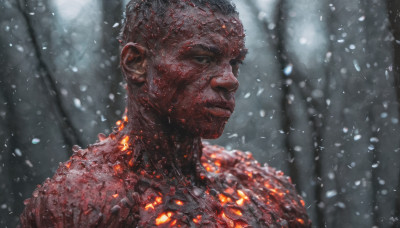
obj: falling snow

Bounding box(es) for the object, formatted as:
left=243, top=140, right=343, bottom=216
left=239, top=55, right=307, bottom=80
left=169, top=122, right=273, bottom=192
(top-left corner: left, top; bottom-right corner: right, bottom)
left=31, top=138, right=40, bottom=144
left=0, top=0, right=399, bottom=227
left=283, top=64, right=293, bottom=76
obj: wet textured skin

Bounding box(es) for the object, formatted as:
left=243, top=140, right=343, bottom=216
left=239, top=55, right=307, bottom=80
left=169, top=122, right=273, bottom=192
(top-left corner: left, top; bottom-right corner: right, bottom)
left=20, top=3, right=311, bottom=228
left=20, top=138, right=310, bottom=227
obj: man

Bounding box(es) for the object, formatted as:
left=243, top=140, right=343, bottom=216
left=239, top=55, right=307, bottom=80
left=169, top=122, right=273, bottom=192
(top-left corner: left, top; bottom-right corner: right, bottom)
left=20, top=0, right=311, bottom=227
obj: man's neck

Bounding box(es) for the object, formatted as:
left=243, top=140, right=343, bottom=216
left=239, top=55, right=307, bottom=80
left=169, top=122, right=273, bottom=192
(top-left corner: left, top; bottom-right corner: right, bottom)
left=119, top=98, right=203, bottom=181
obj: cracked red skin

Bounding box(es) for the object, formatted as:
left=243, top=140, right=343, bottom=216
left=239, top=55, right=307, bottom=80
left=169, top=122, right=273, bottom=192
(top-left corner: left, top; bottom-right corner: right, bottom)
left=20, top=139, right=310, bottom=227
left=20, top=4, right=311, bottom=228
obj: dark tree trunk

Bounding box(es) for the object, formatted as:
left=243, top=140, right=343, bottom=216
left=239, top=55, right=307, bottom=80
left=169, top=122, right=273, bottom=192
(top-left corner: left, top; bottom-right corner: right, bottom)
left=100, top=0, right=125, bottom=129
left=386, top=1, right=400, bottom=227
left=0, top=0, right=71, bottom=226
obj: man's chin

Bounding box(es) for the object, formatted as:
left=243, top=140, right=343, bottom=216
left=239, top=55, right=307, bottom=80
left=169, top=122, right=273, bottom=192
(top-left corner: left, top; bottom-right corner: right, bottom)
left=198, top=123, right=227, bottom=139
left=174, top=117, right=228, bottom=139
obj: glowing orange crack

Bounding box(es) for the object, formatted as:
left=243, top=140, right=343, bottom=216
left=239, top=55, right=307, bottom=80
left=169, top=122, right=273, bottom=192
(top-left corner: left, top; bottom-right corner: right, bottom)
left=214, top=160, right=222, bottom=167
left=237, top=190, right=248, bottom=199
left=236, top=190, right=248, bottom=206
left=230, top=208, right=242, bottom=216
left=116, top=117, right=127, bottom=131
left=236, top=198, right=244, bottom=206
left=220, top=212, right=234, bottom=227
left=155, top=211, right=174, bottom=225
left=245, top=171, right=253, bottom=178
left=65, top=161, right=72, bottom=169
left=297, top=218, right=305, bottom=225
left=128, top=159, right=134, bottom=167
left=193, top=215, right=202, bottom=224
left=120, top=136, right=130, bottom=151
left=175, top=200, right=184, bottom=206
left=113, top=164, right=122, bottom=174
left=218, top=194, right=232, bottom=205
left=202, top=162, right=215, bottom=172
left=145, top=196, right=163, bottom=211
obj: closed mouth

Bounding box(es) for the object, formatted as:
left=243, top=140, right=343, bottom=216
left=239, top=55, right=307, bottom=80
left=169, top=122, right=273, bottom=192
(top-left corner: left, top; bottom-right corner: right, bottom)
left=205, top=101, right=234, bottom=117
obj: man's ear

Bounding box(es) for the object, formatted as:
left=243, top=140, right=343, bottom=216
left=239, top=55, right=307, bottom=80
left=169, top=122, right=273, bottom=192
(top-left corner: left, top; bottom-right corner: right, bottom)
left=121, top=42, right=148, bottom=84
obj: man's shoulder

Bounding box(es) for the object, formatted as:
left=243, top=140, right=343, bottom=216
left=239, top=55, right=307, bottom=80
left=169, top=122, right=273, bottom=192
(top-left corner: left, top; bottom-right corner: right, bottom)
left=201, top=143, right=310, bottom=227
left=201, top=143, right=288, bottom=181
left=20, top=140, right=139, bottom=227
left=42, top=139, right=128, bottom=190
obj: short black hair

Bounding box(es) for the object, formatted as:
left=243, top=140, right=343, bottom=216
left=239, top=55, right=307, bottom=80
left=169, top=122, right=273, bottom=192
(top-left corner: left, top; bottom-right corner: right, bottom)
left=119, top=0, right=238, bottom=49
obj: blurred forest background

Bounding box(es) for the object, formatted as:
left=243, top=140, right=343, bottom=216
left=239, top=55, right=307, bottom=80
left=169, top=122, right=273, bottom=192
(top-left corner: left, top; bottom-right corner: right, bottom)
left=1, top=0, right=400, bottom=227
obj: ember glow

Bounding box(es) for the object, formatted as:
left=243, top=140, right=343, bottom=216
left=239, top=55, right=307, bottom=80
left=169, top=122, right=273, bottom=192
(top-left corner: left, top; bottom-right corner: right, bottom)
left=175, top=200, right=184, bottom=206
left=230, top=208, right=243, bottom=216
left=127, top=144, right=309, bottom=227
left=113, top=131, right=309, bottom=227
left=20, top=116, right=311, bottom=227
left=145, top=195, right=164, bottom=211
left=219, top=194, right=232, bottom=205
left=120, top=135, right=130, bottom=151
left=155, top=212, right=173, bottom=225
left=113, top=164, right=122, bottom=173
left=116, top=114, right=128, bottom=131
left=297, top=218, right=305, bottom=225
left=193, top=215, right=202, bottom=224
left=154, top=211, right=176, bottom=226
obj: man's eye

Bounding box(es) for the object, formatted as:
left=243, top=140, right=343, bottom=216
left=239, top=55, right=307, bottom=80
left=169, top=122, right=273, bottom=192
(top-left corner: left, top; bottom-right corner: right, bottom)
left=194, top=56, right=212, bottom=64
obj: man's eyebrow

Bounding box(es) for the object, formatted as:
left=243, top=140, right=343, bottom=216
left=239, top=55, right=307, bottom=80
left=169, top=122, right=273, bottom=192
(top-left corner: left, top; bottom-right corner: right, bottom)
left=184, top=44, right=248, bottom=58
left=187, top=44, right=222, bottom=55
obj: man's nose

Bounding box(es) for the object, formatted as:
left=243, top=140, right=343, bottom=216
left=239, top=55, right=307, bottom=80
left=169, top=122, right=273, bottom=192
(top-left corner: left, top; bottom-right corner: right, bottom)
left=210, top=65, right=239, bottom=92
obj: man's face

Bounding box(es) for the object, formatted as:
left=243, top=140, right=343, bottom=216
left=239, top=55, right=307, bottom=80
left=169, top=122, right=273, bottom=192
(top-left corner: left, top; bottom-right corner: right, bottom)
left=144, top=6, right=246, bottom=139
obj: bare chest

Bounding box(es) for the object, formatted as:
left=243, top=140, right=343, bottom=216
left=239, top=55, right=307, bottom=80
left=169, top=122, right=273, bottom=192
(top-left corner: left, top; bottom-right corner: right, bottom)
left=134, top=173, right=297, bottom=227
